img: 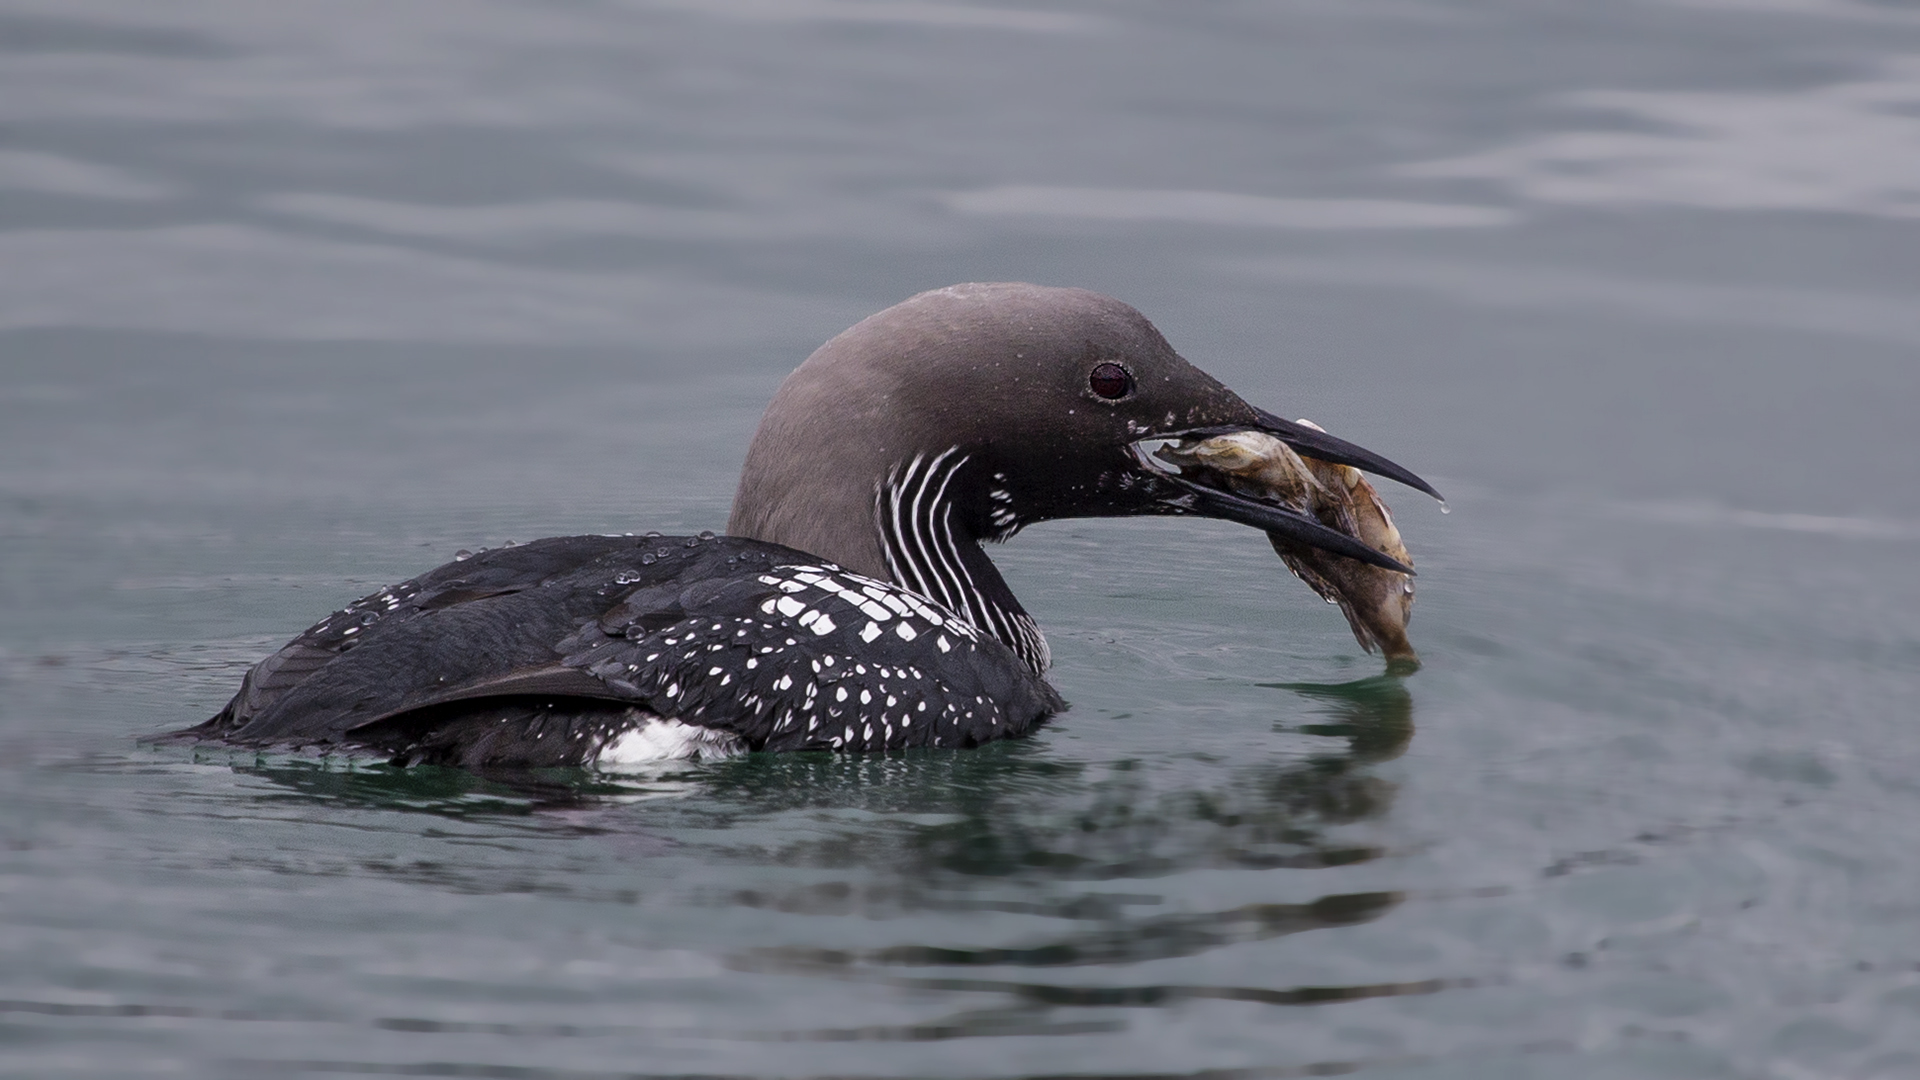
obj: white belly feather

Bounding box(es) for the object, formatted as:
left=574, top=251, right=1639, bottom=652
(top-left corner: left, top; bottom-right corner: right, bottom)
left=594, top=716, right=746, bottom=768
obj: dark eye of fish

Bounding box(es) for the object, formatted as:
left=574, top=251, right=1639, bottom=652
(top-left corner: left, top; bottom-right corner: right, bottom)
left=1088, top=362, right=1133, bottom=399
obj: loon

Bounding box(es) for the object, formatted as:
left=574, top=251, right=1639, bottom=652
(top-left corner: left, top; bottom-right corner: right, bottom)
left=176, top=283, right=1437, bottom=769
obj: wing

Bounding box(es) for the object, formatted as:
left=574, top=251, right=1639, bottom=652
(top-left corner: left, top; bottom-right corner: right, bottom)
left=190, top=535, right=658, bottom=747
left=184, top=535, right=1061, bottom=756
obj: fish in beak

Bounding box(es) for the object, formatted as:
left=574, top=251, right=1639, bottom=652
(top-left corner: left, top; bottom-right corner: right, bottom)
left=1147, top=421, right=1426, bottom=668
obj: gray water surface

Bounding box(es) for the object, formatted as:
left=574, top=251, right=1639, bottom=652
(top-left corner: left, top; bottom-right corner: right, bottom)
left=5, top=2, right=1920, bottom=1077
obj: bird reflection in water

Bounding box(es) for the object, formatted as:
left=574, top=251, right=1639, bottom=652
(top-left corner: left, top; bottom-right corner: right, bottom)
left=1267, top=671, right=1417, bottom=765
left=718, top=673, right=1435, bottom=1045
left=205, top=675, right=1440, bottom=1050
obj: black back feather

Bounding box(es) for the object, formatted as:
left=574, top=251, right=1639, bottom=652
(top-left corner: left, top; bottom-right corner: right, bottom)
left=180, top=534, right=1062, bottom=764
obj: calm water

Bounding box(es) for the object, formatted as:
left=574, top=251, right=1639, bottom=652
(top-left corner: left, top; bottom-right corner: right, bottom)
left=5, top=2, right=1920, bottom=1077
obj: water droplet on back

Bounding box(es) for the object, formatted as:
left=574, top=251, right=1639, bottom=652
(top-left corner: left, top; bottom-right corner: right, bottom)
left=640, top=553, right=658, bottom=565
left=698, top=530, right=716, bottom=541
left=613, top=570, right=643, bottom=584
left=454, top=549, right=473, bottom=561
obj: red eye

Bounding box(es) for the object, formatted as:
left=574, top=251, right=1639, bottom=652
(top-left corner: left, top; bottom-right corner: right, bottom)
left=1088, top=362, right=1133, bottom=400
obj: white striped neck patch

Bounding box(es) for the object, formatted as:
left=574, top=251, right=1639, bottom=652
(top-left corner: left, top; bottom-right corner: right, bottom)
left=874, top=447, right=1051, bottom=674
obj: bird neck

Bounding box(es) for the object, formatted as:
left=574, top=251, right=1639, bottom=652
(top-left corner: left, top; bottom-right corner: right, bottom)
left=873, top=447, right=1050, bottom=674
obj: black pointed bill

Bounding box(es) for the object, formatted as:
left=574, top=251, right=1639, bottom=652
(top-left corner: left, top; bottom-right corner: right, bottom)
left=1136, top=447, right=1416, bottom=575
left=1187, top=407, right=1442, bottom=502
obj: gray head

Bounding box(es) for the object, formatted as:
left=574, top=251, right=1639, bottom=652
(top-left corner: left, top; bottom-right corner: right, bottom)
left=728, top=282, right=1435, bottom=672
